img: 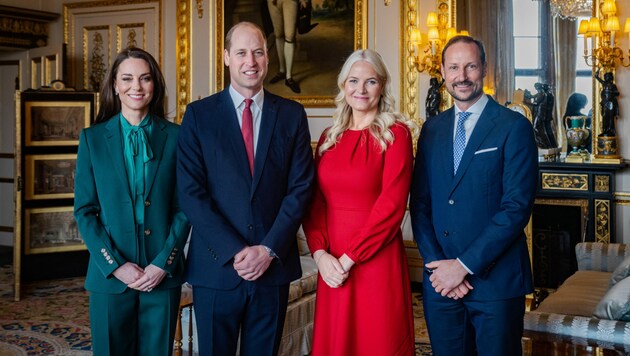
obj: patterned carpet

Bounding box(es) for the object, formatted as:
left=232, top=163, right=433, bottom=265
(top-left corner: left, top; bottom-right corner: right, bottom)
left=0, top=265, right=91, bottom=355
left=0, top=265, right=432, bottom=355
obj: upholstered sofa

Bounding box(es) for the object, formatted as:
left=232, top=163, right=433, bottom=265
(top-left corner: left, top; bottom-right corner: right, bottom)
left=523, top=242, right=630, bottom=350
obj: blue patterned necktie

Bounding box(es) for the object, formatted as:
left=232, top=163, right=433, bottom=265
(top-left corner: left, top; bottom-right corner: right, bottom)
left=453, top=111, right=471, bottom=175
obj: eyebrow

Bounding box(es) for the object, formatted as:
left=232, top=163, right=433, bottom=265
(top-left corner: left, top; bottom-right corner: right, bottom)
left=120, top=72, right=152, bottom=76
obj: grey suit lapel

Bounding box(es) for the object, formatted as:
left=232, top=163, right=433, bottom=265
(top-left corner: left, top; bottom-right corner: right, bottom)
left=252, top=91, right=279, bottom=194
left=104, top=118, right=131, bottom=198
left=145, top=118, right=167, bottom=196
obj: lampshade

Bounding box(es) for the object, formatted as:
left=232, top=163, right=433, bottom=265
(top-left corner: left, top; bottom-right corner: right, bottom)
left=578, top=19, right=590, bottom=35
left=625, top=18, right=630, bottom=33
left=601, top=0, right=616, bottom=16
left=588, top=17, right=602, bottom=34
left=428, top=27, right=440, bottom=41
left=446, top=27, right=457, bottom=41
left=410, top=28, right=422, bottom=43
left=460, top=30, right=469, bottom=36
left=603, top=17, right=620, bottom=32
left=426, top=12, right=439, bottom=27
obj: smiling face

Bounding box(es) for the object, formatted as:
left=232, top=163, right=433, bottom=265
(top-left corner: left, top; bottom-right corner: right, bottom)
left=441, top=41, right=487, bottom=111
left=224, top=23, right=268, bottom=98
left=114, top=57, right=154, bottom=122
left=343, top=61, right=383, bottom=118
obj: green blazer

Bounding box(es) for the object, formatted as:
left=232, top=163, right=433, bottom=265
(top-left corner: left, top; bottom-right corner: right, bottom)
left=74, top=116, right=190, bottom=294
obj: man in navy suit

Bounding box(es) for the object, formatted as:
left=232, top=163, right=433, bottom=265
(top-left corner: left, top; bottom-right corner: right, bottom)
left=410, top=36, right=538, bottom=355
left=177, top=21, right=314, bottom=356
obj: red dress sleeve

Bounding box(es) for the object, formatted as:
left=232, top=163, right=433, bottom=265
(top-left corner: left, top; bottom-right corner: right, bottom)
left=344, top=124, right=414, bottom=263
left=303, top=131, right=329, bottom=254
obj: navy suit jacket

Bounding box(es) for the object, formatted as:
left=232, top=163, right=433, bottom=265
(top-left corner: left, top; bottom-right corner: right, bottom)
left=410, top=97, right=538, bottom=300
left=177, top=89, right=314, bottom=289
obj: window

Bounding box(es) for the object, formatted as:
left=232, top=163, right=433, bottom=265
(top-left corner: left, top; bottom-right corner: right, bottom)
left=513, top=0, right=542, bottom=94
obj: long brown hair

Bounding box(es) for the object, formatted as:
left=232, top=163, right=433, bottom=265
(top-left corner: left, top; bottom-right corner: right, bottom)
left=95, top=47, right=166, bottom=123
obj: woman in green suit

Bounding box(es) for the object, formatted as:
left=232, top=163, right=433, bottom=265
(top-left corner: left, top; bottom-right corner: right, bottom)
left=74, top=47, right=190, bottom=356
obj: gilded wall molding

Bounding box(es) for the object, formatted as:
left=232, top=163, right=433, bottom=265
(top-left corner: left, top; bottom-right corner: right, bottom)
left=401, top=0, right=455, bottom=126
left=541, top=173, right=589, bottom=191
left=175, top=0, right=191, bottom=124
left=64, top=0, right=162, bottom=91
left=83, top=25, right=109, bottom=91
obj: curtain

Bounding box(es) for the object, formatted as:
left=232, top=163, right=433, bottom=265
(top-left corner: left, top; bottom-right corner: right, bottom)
left=553, top=15, right=578, bottom=151
left=457, top=0, right=514, bottom=105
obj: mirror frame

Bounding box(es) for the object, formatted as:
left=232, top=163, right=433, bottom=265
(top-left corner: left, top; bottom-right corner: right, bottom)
left=401, top=0, right=455, bottom=126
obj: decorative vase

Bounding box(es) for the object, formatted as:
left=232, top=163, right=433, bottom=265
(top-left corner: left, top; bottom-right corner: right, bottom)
left=565, top=116, right=589, bottom=163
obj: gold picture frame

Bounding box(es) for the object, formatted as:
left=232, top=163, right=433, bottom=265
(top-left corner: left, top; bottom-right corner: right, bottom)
left=25, top=154, right=77, bottom=200
left=24, top=206, right=85, bottom=255
left=215, top=0, right=367, bottom=108
left=25, top=101, right=91, bottom=146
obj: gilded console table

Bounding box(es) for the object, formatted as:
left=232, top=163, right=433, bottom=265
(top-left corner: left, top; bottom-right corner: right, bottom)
left=536, top=161, right=627, bottom=243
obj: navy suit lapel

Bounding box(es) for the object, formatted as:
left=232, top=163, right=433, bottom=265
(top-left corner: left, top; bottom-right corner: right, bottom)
left=145, top=118, right=167, bottom=196
left=439, top=108, right=456, bottom=182
left=218, top=90, right=253, bottom=180
left=450, top=99, right=497, bottom=192
left=104, top=118, right=131, bottom=198
left=252, top=90, right=279, bottom=193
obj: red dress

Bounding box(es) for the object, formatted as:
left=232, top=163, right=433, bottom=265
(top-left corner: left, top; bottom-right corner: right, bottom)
left=304, top=123, right=415, bottom=356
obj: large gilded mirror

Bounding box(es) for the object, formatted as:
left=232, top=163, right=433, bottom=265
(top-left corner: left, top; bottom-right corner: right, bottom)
left=403, top=0, right=608, bottom=161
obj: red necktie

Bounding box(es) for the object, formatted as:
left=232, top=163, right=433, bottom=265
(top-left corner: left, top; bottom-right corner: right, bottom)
left=241, top=98, right=254, bottom=175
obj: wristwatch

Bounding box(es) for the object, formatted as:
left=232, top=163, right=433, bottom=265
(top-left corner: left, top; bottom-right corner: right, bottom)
left=262, top=245, right=278, bottom=258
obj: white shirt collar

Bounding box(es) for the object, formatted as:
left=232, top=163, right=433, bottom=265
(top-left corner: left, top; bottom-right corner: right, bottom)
left=228, top=85, right=264, bottom=111
left=454, top=94, right=489, bottom=117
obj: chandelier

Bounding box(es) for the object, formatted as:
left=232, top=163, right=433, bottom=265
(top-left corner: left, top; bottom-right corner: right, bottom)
left=547, top=0, right=593, bottom=20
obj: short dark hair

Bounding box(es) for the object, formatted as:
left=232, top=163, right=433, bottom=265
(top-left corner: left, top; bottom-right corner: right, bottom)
left=441, top=35, right=486, bottom=66
left=225, top=21, right=266, bottom=51
left=95, top=47, right=166, bottom=123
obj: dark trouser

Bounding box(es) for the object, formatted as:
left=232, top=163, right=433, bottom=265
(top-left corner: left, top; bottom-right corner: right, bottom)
left=193, top=282, right=290, bottom=356
left=89, top=287, right=181, bottom=356
left=423, top=280, right=525, bottom=356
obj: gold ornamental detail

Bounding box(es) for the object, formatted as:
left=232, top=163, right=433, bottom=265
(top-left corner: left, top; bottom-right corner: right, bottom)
left=594, top=175, right=610, bottom=193
left=541, top=173, right=588, bottom=191
left=594, top=199, right=611, bottom=244
left=175, top=0, right=191, bottom=124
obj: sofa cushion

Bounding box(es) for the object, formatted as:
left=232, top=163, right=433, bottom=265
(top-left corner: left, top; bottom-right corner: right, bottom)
left=299, top=256, right=318, bottom=294
left=576, top=243, right=630, bottom=273
left=593, top=276, right=630, bottom=321
left=535, top=270, right=611, bottom=317
left=296, top=226, right=310, bottom=256
left=610, top=255, right=630, bottom=287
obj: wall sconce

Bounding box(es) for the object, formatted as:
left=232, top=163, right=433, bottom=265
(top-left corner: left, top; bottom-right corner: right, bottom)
left=579, top=0, right=630, bottom=72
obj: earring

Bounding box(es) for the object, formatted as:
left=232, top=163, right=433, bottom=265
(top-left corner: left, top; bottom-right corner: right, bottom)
left=115, top=92, right=119, bottom=96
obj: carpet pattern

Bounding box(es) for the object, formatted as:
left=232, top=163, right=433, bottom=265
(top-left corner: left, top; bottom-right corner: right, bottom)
left=0, top=265, right=432, bottom=355
left=0, top=265, right=91, bottom=355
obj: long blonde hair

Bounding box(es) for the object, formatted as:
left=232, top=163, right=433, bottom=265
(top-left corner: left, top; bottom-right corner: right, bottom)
left=318, top=49, right=418, bottom=155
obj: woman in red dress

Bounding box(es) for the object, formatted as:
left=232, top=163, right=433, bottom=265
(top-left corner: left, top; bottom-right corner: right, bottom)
left=303, top=49, right=417, bottom=356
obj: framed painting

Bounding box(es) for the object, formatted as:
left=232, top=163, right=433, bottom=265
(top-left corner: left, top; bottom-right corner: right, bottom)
left=25, top=101, right=91, bottom=146
left=24, top=206, right=85, bottom=255
left=215, top=0, right=367, bottom=107
left=25, top=154, right=77, bottom=200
